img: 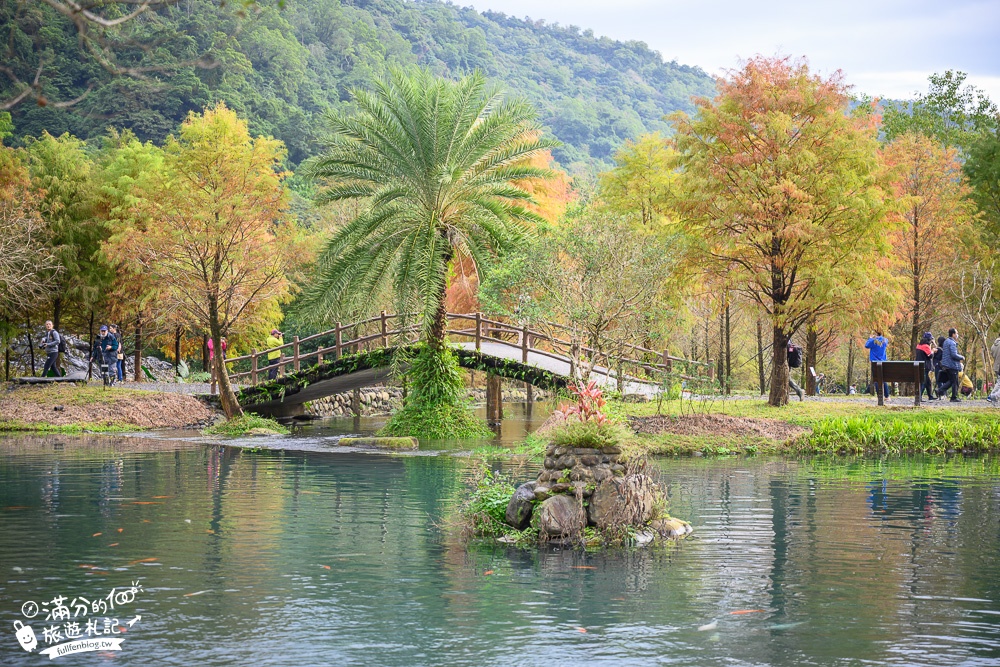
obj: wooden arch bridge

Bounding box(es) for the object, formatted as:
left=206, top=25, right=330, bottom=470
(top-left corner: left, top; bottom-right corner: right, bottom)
left=223, top=312, right=714, bottom=417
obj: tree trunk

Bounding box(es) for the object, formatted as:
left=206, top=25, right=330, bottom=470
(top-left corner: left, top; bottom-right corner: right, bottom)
left=174, top=326, right=182, bottom=377
left=86, top=310, right=94, bottom=380
left=756, top=316, right=766, bottom=395
left=768, top=324, right=791, bottom=407
left=202, top=334, right=209, bottom=373
left=805, top=318, right=818, bottom=396
left=26, top=314, right=35, bottom=376
left=53, top=297, right=61, bottom=333
left=428, top=238, right=453, bottom=351
left=133, top=315, right=143, bottom=382
left=846, top=339, right=855, bottom=394
left=209, top=300, right=243, bottom=419
left=716, top=307, right=724, bottom=390
left=724, top=295, right=732, bottom=395
left=910, top=207, right=921, bottom=354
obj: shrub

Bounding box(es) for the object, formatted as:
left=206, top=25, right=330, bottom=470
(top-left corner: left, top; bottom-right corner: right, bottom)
left=381, top=345, right=493, bottom=439
left=549, top=420, right=629, bottom=449
left=203, top=413, right=289, bottom=436
left=464, top=467, right=516, bottom=536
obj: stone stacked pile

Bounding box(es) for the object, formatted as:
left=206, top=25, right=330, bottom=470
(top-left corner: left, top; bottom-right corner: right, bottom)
left=504, top=441, right=692, bottom=544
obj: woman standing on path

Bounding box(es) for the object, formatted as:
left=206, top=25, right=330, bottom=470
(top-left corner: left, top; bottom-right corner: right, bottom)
left=915, top=332, right=938, bottom=401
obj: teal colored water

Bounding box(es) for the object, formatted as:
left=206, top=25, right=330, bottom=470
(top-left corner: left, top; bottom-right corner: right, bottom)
left=1, top=432, right=999, bottom=666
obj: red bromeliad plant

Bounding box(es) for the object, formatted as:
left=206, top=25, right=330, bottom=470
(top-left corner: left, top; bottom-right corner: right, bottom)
left=555, top=380, right=609, bottom=425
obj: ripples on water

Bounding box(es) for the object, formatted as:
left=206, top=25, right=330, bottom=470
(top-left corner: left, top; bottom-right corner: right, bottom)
left=1, top=433, right=999, bottom=666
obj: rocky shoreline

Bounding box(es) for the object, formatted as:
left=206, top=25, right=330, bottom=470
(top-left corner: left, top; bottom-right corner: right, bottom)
left=304, top=385, right=549, bottom=418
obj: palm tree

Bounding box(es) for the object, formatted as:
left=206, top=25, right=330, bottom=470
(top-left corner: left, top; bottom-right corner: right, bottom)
left=299, top=67, right=551, bottom=350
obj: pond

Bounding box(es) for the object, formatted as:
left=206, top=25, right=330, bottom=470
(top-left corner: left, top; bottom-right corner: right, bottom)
left=1, top=427, right=999, bottom=666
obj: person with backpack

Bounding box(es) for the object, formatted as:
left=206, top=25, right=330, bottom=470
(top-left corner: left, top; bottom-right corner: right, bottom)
left=39, top=320, right=61, bottom=377
left=989, top=335, right=1000, bottom=403
left=865, top=331, right=891, bottom=402
left=915, top=332, right=938, bottom=401
left=939, top=328, right=966, bottom=402
left=787, top=340, right=804, bottom=401
left=90, top=325, right=119, bottom=386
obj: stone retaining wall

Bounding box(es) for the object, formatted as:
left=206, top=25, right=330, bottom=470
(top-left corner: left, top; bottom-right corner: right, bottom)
left=305, top=385, right=550, bottom=418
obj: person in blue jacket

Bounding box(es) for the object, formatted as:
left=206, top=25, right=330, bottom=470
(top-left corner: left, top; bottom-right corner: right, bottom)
left=865, top=331, right=890, bottom=401
left=91, top=325, right=119, bottom=386
left=938, top=328, right=966, bottom=402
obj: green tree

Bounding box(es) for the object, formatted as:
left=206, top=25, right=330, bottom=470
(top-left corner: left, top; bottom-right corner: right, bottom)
left=883, top=71, right=998, bottom=151
left=300, top=67, right=549, bottom=347
left=670, top=56, right=891, bottom=406
left=299, top=67, right=550, bottom=436
left=25, top=131, right=109, bottom=332
left=598, top=133, right=678, bottom=226
left=479, top=208, right=680, bottom=390
left=124, top=103, right=293, bottom=418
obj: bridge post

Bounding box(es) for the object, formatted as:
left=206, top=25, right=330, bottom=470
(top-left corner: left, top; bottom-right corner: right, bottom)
left=475, top=312, right=482, bottom=351
left=317, top=351, right=323, bottom=367
left=486, top=372, right=503, bottom=425
left=380, top=311, right=388, bottom=348
left=662, top=350, right=672, bottom=373
left=335, top=323, right=342, bottom=360
left=293, top=336, right=300, bottom=372
left=251, top=350, right=258, bottom=385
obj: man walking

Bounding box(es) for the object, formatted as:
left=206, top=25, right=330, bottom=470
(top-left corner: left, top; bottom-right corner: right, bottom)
left=939, top=328, right=965, bottom=402
left=40, top=320, right=61, bottom=377
left=865, top=331, right=890, bottom=402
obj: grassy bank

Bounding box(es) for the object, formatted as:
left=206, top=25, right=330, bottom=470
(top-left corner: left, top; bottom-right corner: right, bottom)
left=610, top=397, right=1000, bottom=457
left=0, top=383, right=216, bottom=431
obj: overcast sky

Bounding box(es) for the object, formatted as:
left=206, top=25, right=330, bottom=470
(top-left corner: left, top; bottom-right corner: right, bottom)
left=460, top=0, right=1000, bottom=101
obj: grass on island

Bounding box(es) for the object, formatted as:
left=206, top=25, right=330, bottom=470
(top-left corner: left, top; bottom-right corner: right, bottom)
left=202, top=413, right=289, bottom=436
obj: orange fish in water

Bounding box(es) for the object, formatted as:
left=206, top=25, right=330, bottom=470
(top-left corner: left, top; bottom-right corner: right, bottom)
left=108, top=543, right=119, bottom=547
left=92, top=532, right=102, bottom=537
left=132, top=501, right=161, bottom=505
left=730, top=609, right=767, bottom=615
left=142, top=520, right=151, bottom=523
left=321, top=565, right=331, bottom=570
left=151, top=496, right=172, bottom=499
left=3, top=506, right=31, bottom=510
left=127, top=558, right=158, bottom=565
left=483, top=570, right=494, bottom=576
left=117, top=528, right=124, bottom=533
left=577, top=627, right=587, bottom=633
left=78, top=564, right=98, bottom=569
left=570, top=566, right=596, bottom=570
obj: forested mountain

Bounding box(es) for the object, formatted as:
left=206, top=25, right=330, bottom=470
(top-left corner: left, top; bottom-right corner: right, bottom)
left=2, top=0, right=715, bottom=169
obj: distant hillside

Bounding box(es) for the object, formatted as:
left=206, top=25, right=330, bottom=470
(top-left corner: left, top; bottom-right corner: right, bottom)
left=3, top=0, right=716, bottom=169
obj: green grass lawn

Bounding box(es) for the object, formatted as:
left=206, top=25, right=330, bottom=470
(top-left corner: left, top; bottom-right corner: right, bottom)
left=608, top=396, right=1000, bottom=457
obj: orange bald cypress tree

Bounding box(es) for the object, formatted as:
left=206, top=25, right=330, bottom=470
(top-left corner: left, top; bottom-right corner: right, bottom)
left=671, top=56, right=891, bottom=406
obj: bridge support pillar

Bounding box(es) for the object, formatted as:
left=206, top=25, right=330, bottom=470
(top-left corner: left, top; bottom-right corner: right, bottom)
left=486, top=373, right=503, bottom=425
left=352, top=388, right=361, bottom=417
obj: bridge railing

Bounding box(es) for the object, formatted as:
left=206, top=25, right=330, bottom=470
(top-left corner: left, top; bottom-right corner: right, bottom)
left=224, top=311, right=714, bottom=388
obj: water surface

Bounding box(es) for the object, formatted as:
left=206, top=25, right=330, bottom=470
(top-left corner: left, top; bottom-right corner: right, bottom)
left=1, top=434, right=999, bottom=666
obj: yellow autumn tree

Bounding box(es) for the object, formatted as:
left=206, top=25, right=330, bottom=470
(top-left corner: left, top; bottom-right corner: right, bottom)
left=124, top=103, right=293, bottom=417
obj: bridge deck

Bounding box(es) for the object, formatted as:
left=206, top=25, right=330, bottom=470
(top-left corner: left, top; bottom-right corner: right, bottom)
left=452, top=341, right=658, bottom=397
